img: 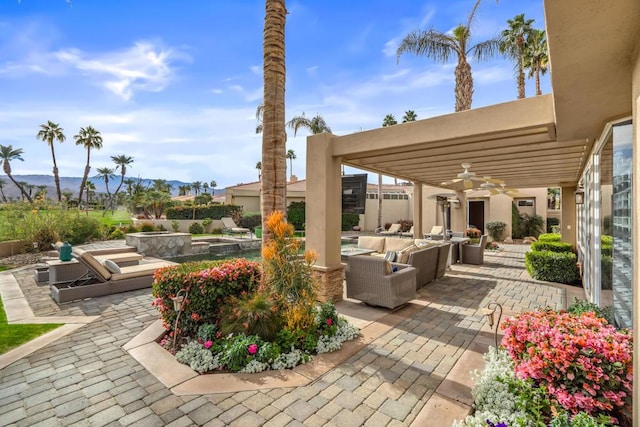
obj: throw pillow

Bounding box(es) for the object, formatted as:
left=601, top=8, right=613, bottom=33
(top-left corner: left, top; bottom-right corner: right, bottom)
left=398, top=245, right=418, bottom=264
left=103, top=259, right=122, bottom=274
left=384, top=251, right=397, bottom=262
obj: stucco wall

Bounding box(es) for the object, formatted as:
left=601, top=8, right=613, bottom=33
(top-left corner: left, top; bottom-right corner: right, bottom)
left=363, top=198, right=413, bottom=231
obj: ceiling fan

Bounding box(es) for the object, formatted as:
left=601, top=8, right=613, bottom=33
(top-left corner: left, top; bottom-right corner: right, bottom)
left=441, top=163, right=503, bottom=190
left=490, top=183, right=523, bottom=197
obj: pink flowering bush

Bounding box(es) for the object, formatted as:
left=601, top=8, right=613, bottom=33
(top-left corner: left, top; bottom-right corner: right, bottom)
left=152, top=259, right=261, bottom=337
left=501, top=309, right=633, bottom=423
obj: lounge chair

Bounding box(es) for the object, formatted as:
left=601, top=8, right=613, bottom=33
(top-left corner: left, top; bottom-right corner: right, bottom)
left=460, top=234, right=488, bottom=265
left=345, top=256, right=416, bottom=309
left=424, top=225, right=444, bottom=240
left=378, top=223, right=402, bottom=236
left=50, top=251, right=177, bottom=303
left=221, top=217, right=251, bottom=238
left=400, top=226, right=414, bottom=238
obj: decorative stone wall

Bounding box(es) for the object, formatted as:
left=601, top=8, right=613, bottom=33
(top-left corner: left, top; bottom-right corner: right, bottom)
left=312, top=264, right=345, bottom=303
left=125, top=232, right=192, bottom=258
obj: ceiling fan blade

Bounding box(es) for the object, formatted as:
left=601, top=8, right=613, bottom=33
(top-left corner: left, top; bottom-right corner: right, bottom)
left=484, top=177, right=504, bottom=184
left=440, top=178, right=462, bottom=186
left=464, top=179, right=474, bottom=189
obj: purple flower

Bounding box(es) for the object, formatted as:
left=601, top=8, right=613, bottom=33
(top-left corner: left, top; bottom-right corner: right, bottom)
left=327, top=318, right=333, bottom=326
left=204, top=340, right=213, bottom=349
left=248, top=344, right=258, bottom=355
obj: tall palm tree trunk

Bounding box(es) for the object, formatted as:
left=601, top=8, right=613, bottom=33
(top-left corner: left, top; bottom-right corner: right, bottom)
left=3, top=163, right=32, bottom=203
left=517, top=45, right=526, bottom=99
left=261, top=0, right=287, bottom=243
left=455, top=59, right=473, bottom=112
left=78, top=159, right=91, bottom=205
left=49, top=145, right=62, bottom=202
left=534, top=64, right=541, bottom=95
left=0, top=186, right=6, bottom=202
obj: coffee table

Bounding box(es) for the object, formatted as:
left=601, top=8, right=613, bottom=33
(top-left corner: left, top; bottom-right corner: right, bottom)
left=340, top=247, right=376, bottom=261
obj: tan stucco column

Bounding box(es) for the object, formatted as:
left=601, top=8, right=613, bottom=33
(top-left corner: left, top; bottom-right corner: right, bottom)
left=450, top=191, right=466, bottom=231
left=560, top=186, right=577, bottom=248
left=306, top=133, right=344, bottom=302
left=412, top=183, right=423, bottom=238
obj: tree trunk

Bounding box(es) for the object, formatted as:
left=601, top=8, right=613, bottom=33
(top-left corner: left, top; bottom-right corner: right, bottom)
left=535, top=65, right=541, bottom=96
left=261, top=0, right=287, bottom=245
left=3, top=160, right=32, bottom=203
left=377, top=174, right=382, bottom=228
left=78, top=163, right=90, bottom=206
left=455, top=59, right=473, bottom=112
left=50, top=144, right=62, bottom=202
left=517, top=69, right=526, bottom=99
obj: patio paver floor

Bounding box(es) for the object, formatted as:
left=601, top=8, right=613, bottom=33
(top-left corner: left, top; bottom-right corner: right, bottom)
left=0, top=244, right=573, bottom=426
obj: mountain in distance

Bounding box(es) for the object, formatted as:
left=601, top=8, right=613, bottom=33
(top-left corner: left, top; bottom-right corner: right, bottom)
left=0, top=175, right=220, bottom=199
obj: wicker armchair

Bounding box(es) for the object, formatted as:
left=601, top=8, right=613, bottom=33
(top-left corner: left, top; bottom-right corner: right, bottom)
left=435, top=243, right=451, bottom=279
left=460, top=235, right=488, bottom=265
left=345, top=256, right=416, bottom=309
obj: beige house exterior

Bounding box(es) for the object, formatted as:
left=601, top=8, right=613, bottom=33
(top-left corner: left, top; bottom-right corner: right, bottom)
left=304, top=0, right=639, bottom=416
left=225, top=179, right=552, bottom=237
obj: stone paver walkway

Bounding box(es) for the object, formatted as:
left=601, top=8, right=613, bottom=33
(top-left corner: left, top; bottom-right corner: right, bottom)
left=0, top=244, right=570, bottom=426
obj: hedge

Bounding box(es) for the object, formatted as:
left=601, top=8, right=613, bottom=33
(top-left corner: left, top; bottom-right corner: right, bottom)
left=166, top=205, right=243, bottom=221
left=342, top=213, right=360, bottom=231
left=525, top=250, right=580, bottom=284
left=601, top=255, right=612, bottom=290
left=538, top=233, right=561, bottom=242
left=530, top=241, right=574, bottom=253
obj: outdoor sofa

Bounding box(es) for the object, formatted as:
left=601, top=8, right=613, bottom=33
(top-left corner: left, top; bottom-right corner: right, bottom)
left=345, top=256, right=416, bottom=309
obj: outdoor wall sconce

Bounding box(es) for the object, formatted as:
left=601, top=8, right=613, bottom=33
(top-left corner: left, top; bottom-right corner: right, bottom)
left=482, top=301, right=503, bottom=348
left=170, top=289, right=188, bottom=349
left=574, top=189, right=585, bottom=205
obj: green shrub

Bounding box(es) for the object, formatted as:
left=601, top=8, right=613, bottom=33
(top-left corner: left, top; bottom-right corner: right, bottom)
left=202, top=218, right=213, bottom=232
left=601, top=235, right=612, bottom=257
left=218, top=291, right=282, bottom=342
left=140, top=222, right=156, bottom=232
left=151, top=258, right=261, bottom=337
left=65, top=216, right=105, bottom=244
left=486, top=221, right=506, bottom=241
left=546, top=217, right=560, bottom=233
left=166, top=204, right=243, bottom=221
left=525, top=250, right=580, bottom=284
left=157, top=224, right=167, bottom=231
left=171, top=220, right=180, bottom=232
left=530, top=241, right=574, bottom=253
left=188, top=222, right=204, bottom=235
left=520, top=213, right=544, bottom=237
left=286, top=201, right=306, bottom=230
left=125, top=225, right=140, bottom=233
left=512, top=202, right=522, bottom=239
left=341, top=213, right=360, bottom=231
left=601, top=234, right=613, bottom=245
left=566, top=297, right=613, bottom=324
left=538, top=233, right=562, bottom=242
left=239, top=214, right=261, bottom=231
left=109, top=228, right=126, bottom=240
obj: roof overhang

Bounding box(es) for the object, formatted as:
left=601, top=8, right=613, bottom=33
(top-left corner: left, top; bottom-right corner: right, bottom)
left=318, top=0, right=639, bottom=191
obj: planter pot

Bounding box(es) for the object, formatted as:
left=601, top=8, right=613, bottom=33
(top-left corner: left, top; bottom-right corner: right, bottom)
left=254, top=227, right=262, bottom=238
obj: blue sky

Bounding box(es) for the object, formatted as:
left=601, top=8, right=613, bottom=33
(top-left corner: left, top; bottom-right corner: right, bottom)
left=0, top=0, right=549, bottom=188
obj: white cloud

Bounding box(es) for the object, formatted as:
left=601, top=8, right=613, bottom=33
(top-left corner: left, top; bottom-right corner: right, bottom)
left=53, top=41, right=188, bottom=101
left=249, top=65, right=261, bottom=75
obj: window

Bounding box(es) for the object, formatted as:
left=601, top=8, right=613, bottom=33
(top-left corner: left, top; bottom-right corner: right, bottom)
left=517, top=199, right=534, bottom=207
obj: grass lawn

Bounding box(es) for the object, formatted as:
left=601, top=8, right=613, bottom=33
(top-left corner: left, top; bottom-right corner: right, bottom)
left=0, top=294, right=63, bottom=355
left=85, top=209, right=132, bottom=227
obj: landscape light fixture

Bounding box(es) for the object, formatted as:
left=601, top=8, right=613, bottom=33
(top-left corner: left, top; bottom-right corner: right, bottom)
left=482, top=301, right=503, bottom=348
left=170, top=289, right=188, bottom=349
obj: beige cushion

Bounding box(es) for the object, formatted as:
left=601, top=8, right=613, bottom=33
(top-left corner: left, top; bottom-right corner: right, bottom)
left=429, top=225, right=443, bottom=234
left=72, top=247, right=86, bottom=256
left=103, top=259, right=122, bottom=274
left=384, top=237, right=414, bottom=252
left=358, top=236, right=385, bottom=253
left=384, top=261, right=393, bottom=275
left=95, top=252, right=143, bottom=263
left=111, top=261, right=177, bottom=281
left=398, top=245, right=418, bottom=264
left=80, top=252, right=112, bottom=280
left=414, top=239, right=440, bottom=248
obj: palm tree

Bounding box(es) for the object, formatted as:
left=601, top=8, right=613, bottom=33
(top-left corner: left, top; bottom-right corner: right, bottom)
left=382, top=114, right=398, bottom=127
left=202, top=182, right=209, bottom=193
left=500, top=13, right=535, bottom=99
left=210, top=180, right=217, bottom=195
left=95, top=167, right=115, bottom=206
left=286, top=149, right=296, bottom=179
left=0, top=144, right=32, bottom=203
left=192, top=181, right=202, bottom=196
left=286, top=113, right=332, bottom=137
left=85, top=181, right=96, bottom=207
left=110, top=154, right=133, bottom=202
left=397, top=0, right=500, bottom=111
left=256, top=161, right=262, bottom=181
left=124, top=178, right=136, bottom=196
left=74, top=126, right=103, bottom=204
left=402, top=110, right=418, bottom=123
left=0, top=178, right=7, bottom=202
left=523, top=28, right=548, bottom=96
left=36, top=185, right=48, bottom=201
left=36, top=120, right=65, bottom=202
left=261, top=0, right=287, bottom=243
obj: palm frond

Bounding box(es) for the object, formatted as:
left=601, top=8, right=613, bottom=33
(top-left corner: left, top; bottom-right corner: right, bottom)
left=397, top=29, right=458, bottom=64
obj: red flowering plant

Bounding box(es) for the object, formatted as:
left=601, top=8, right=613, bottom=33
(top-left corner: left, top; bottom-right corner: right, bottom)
left=152, top=258, right=261, bottom=338
left=465, top=227, right=481, bottom=238
left=501, top=309, right=633, bottom=423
